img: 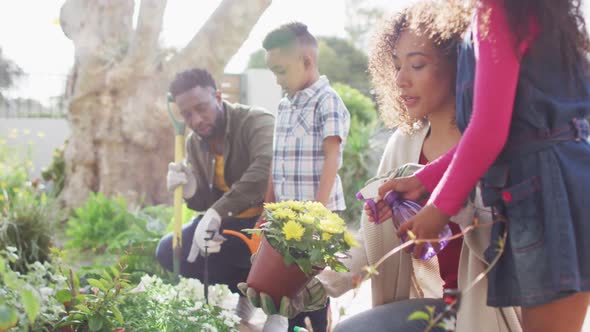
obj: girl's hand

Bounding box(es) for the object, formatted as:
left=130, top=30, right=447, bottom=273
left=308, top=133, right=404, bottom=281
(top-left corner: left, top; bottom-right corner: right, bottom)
left=396, top=204, right=450, bottom=259
left=377, top=175, right=428, bottom=202
left=363, top=200, right=392, bottom=224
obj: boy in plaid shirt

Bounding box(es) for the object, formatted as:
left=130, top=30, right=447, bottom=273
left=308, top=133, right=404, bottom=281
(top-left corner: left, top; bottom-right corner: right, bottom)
left=252, top=22, right=351, bottom=332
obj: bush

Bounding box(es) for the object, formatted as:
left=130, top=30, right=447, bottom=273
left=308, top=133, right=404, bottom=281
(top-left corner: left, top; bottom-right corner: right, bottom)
left=65, top=193, right=140, bottom=253
left=333, top=83, right=379, bottom=226
left=0, top=134, right=60, bottom=273
left=0, top=190, right=60, bottom=273
left=114, top=205, right=175, bottom=284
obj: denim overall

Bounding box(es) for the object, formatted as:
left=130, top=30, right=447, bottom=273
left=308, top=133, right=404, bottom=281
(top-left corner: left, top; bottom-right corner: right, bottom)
left=456, top=32, right=590, bottom=307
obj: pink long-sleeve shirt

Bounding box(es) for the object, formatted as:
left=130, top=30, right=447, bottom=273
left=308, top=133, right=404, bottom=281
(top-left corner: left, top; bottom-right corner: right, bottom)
left=415, top=0, right=538, bottom=216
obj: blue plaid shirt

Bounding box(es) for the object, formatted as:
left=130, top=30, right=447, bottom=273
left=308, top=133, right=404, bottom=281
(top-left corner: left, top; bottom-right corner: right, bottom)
left=272, top=76, right=350, bottom=211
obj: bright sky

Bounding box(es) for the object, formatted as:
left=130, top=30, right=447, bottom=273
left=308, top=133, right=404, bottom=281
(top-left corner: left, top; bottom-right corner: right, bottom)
left=0, top=0, right=406, bottom=103
left=0, top=0, right=408, bottom=73
left=2, top=0, right=589, bottom=104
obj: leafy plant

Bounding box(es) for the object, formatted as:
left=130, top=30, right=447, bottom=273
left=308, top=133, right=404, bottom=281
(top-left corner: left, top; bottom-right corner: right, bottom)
left=0, top=190, right=60, bottom=273
left=65, top=193, right=140, bottom=253
left=0, top=247, right=68, bottom=332
left=118, top=275, right=239, bottom=332
left=112, top=205, right=175, bottom=284
left=249, top=200, right=359, bottom=275
left=333, top=83, right=379, bottom=226
left=56, top=264, right=130, bottom=332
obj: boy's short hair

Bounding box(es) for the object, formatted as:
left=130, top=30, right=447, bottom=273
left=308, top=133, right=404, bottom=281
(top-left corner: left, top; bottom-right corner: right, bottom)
left=169, top=68, right=217, bottom=98
left=262, top=22, right=318, bottom=51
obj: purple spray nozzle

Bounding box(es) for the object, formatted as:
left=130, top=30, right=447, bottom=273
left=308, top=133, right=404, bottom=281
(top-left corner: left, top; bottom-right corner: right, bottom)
left=356, top=185, right=452, bottom=260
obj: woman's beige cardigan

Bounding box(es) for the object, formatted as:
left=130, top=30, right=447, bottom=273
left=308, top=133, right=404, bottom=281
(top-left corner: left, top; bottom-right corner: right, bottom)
left=321, top=126, right=522, bottom=331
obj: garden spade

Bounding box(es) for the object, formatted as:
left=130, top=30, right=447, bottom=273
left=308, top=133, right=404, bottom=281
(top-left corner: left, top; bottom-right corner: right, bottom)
left=165, top=93, right=186, bottom=278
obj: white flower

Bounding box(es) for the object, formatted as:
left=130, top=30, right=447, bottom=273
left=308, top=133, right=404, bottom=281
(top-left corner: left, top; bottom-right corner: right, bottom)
left=441, top=316, right=456, bottom=331
left=201, top=323, right=218, bottom=332
left=40, top=287, right=54, bottom=298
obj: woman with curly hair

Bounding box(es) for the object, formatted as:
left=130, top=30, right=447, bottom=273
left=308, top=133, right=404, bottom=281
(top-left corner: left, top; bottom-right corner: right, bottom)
left=376, top=0, right=590, bottom=331
left=329, top=2, right=520, bottom=331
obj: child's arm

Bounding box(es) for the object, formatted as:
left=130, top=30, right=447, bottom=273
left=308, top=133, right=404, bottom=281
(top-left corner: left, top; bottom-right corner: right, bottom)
left=427, top=0, right=534, bottom=216
left=316, top=136, right=341, bottom=206
left=264, top=169, right=276, bottom=203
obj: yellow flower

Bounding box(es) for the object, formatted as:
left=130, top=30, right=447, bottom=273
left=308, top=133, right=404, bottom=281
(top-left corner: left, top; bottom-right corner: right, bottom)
left=284, top=200, right=305, bottom=211
left=0, top=139, right=6, bottom=145
left=273, top=207, right=297, bottom=220
left=319, top=214, right=346, bottom=234
left=23, top=129, right=31, bottom=135
left=344, top=231, right=360, bottom=247
left=322, top=232, right=332, bottom=241
left=300, top=214, right=315, bottom=225
left=12, top=188, right=19, bottom=193
left=0, top=182, right=6, bottom=188
left=283, top=220, right=305, bottom=241
left=37, top=131, right=46, bottom=138
left=0, top=195, right=4, bottom=202
left=264, top=202, right=281, bottom=211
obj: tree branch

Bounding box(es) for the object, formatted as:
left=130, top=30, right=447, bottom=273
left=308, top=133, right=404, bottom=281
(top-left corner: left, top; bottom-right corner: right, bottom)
left=127, top=0, right=168, bottom=63
left=166, top=0, right=271, bottom=79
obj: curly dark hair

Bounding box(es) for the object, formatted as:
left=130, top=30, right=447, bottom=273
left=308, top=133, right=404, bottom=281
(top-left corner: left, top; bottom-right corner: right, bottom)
left=169, top=68, right=217, bottom=98
left=502, top=0, right=590, bottom=71
left=368, top=1, right=470, bottom=133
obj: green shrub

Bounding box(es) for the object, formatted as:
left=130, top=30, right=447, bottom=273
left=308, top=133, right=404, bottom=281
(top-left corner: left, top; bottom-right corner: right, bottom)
left=113, top=205, right=175, bottom=283
left=333, top=83, right=379, bottom=226
left=0, top=190, right=60, bottom=274
left=65, top=193, right=139, bottom=253
left=0, top=248, right=69, bottom=331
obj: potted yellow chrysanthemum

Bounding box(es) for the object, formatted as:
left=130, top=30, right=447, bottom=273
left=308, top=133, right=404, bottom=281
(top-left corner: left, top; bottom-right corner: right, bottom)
left=245, top=200, right=358, bottom=306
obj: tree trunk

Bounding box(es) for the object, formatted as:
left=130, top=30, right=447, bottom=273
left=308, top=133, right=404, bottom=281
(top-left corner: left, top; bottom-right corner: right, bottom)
left=60, top=0, right=271, bottom=208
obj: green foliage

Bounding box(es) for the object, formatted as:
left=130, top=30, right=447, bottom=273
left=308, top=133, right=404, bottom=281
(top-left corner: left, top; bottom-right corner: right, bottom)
left=0, top=248, right=69, bottom=331
left=56, top=265, right=131, bottom=332
left=118, top=276, right=239, bottom=332
left=65, top=193, right=140, bottom=253
left=41, top=141, right=66, bottom=198
left=0, top=190, right=60, bottom=274
left=113, top=205, right=175, bottom=284
left=408, top=305, right=455, bottom=332
left=333, top=84, right=379, bottom=226
left=247, top=49, right=267, bottom=69
left=332, top=83, right=377, bottom=126
left=318, top=37, right=370, bottom=95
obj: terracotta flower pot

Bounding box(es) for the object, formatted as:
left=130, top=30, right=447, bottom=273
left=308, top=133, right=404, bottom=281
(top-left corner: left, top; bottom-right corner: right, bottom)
left=246, top=236, right=312, bottom=307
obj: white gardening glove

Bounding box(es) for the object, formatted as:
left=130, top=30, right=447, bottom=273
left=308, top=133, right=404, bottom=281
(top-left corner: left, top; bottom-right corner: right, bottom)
left=262, top=315, right=288, bottom=332
left=166, top=162, right=197, bottom=199
left=186, top=208, right=225, bottom=262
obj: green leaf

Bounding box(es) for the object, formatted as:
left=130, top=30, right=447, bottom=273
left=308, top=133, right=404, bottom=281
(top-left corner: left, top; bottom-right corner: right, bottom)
left=111, top=305, right=124, bottom=325
left=0, top=304, right=19, bottom=330
left=56, top=289, right=73, bottom=303
left=88, top=315, right=104, bottom=331
left=75, top=304, right=91, bottom=314
left=101, top=270, right=113, bottom=283
left=87, top=278, right=108, bottom=292
left=20, top=289, right=40, bottom=323
left=425, top=305, right=435, bottom=315
left=109, top=266, right=120, bottom=278
left=407, top=311, right=429, bottom=321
